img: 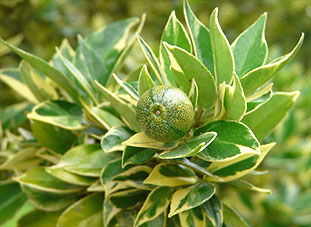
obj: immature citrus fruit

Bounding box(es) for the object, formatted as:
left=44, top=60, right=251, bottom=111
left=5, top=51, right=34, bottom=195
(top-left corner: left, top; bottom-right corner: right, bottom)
left=136, top=86, right=194, bottom=142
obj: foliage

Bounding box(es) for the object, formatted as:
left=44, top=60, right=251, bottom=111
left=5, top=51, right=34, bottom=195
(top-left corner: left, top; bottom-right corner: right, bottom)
left=0, top=1, right=306, bottom=226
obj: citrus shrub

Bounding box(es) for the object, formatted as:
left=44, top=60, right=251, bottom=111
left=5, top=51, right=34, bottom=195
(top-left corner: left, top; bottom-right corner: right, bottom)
left=0, top=1, right=304, bottom=226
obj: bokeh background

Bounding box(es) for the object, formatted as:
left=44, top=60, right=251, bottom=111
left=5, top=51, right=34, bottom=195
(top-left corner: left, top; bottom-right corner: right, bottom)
left=1, top=0, right=310, bottom=226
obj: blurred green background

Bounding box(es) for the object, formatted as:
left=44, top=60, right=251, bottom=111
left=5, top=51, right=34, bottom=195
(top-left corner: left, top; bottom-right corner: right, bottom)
left=0, top=0, right=310, bottom=226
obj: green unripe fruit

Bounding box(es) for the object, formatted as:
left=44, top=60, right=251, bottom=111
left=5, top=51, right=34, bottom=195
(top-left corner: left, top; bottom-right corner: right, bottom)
left=136, top=86, right=194, bottom=142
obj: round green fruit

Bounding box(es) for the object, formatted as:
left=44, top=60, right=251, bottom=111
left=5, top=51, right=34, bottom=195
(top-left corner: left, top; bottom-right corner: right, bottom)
left=136, top=86, right=194, bottom=142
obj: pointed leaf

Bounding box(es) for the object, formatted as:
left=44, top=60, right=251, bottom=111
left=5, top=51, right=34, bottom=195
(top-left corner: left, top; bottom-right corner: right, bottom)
left=221, top=73, right=247, bottom=121
left=169, top=181, right=215, bottom=217
left=164, top=43, right=216, bottom=109
left=0, top=37, right=79, bottom=102
left=137, top=34, right=165, bottom=85
left=222, top=202, right=249, bottom=227
left=27, top=100, right=85, bottom=130
left=135, top=187, right=174, bottom=226
left=113, top=73, right=139, bottom=101
left=138, top=65, right=155, bottom=96
left=0, top=68, right=38, bottom=103
left=160, top=10, right=192, bottom=86
left=210, top=8, right=234, bottom=86
left=101, top=126, right=134, bottom=153
left=159, top=132, right=217, bottom=159
left=57, top=49, right=98, bottom=104
left=144, top=163, right=197, bottom=187
left=202, top=195, right=223, bottom=227
left=194, top=121, right=260, bottom=162
left=241, top=33, right=304, bottom=96
left=178, top=206, right=205, bottom=227
left=206, top=143, right=275, bottom=182
left=122, top=146, right=157, bottom=167
left=184, top=0, right=214, bottom=75
left=19, top=61, right=58, bottom=102
left=52, top=144, right=120, bottom=177
left=189, top=78, right=198, bottom=110
left=103, top=198, right=121, bottom=227
left=232, top=13, right=268, bottom=76
left=15, top=167, right=83, bottom=194
left=242, top=92, right=300, bottom=141
left=0, top=146, right=41, bottom=171
left=229, top=179, right=271, bottom=194
left=57, top=193, right=104, bottom=227
left=95, top=80, right=140, bottom=132
left=123, top=132, right=177, bottom=149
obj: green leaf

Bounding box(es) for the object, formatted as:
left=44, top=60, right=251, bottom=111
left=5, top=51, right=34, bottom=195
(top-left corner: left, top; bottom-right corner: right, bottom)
left=188, top=78, right=198, bottom=110
left=29, top=119, right=77, bottom=154
left=74, top=35, right=107, bottom=89
left=122, top=146, right=157, bottom=167
left=113, top=73, right=139, bottom=101
left=112, top=165, right=152, bottom=189
left=138, top=65, right=155, bottom=96
left=0, top=146, right=41, bottom=171
left=206, top=143, right=275, bottom=182
left=229, top=179, right=271, bottom=194
left=137, top=34, right=165, bottom=85
left=144, top=163, right=197, bottom=187
left=2, top=201, right=33, bottom=227
left=231, top=13, right=268, bottom=77
left=83, top=104, right=124, bottom=130
left=222, top=202, right=249, bottom=227
left=51, top=144, right=120, bottom=177
left=27, top=100, right=85, bottom=130
left=210, top=8, right=234, bottom=86
left=0, top=68, right=38, bottom=103
left=178, top=206, right=205, bottom=227
left=163, top=43, right=217, bottom=109
left=184, top=0, right=214, bottom=75
left=57, top=193, right=104, bottom=227
left=19, top=61, right=58, bottom=102
left=100, top=158, right=130, bottom=184
left=123, top=132, right=177, bottom=149
left=0, top=182, right=27, bottom=225
left=17, top=209, right=63, bottom=227
left=220, top=73, right=247, bottom=121
left=95, top=80, right=140, bottom=132
left=21, top=184, right=80, bottom=211
left=0, top=33, right=23, bottom=57
left=159, top=132, right=217, bottom=159
left=109, top=189, right=149, bottom=209
left=194, top=121, right=260, bottom=162
left=240, top=33, right=304, bottom=96
left=246, top=88, right=272, bottom=113
left=1, top=102, right=33, bottom=130
left=85, top=18, right=139, bottom=86
left=56, top=48, right=98, bottom=105
left=15, top=167, right=83, bottom=193
left=202, top=195, right=223, bottom=227
left=160, top=10, right=192, bottom=86
left=103, top=198, right=121, bottom=227
left=0, top=37, right=79, bottom=102
left=101, top=126, right=134, bottom=153
left=135, top=187, right=174, bottom=226
left=242, top=92, right=300, bottom=141
left=169, top=181, right=215, bottom=217
left=47, top=166, right=96, bottom=186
